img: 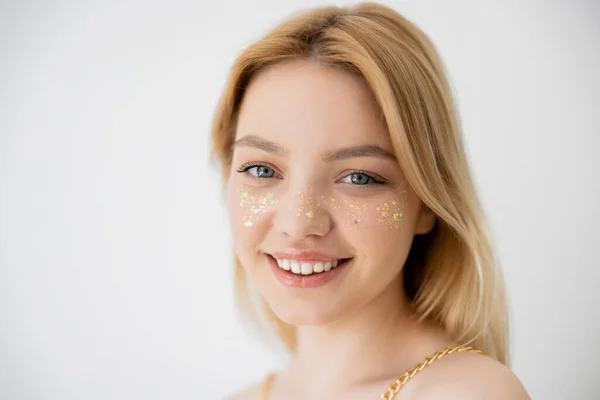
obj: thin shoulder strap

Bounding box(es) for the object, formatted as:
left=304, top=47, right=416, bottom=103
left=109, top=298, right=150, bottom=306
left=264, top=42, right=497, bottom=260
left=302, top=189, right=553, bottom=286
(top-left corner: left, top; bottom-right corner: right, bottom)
left=260, top=373, right=275, bottom=400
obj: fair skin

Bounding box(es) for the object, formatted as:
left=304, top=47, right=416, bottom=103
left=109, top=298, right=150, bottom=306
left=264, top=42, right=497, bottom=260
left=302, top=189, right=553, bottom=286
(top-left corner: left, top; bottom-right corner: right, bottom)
left=225, top=59, right=529, bottom=399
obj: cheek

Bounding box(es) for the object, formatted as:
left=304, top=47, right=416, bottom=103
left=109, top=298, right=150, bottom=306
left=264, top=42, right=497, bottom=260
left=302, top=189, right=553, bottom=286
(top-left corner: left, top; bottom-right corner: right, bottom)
left=333, top=191, right=418, bottom=260
left=226, top=185, right=278, bottom=254
left=372, top=198, right=409, bottom=231
left=331, top=189, right=411, bottom=233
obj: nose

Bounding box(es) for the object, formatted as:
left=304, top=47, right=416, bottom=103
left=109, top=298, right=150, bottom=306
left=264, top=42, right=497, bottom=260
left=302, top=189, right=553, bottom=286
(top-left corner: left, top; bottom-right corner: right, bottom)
left=273, top=186, right=332, bottom=240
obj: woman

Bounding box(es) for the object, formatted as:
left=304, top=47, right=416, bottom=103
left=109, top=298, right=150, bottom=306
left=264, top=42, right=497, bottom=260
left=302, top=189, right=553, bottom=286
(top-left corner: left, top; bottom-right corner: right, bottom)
left=211, top=2, right=530, bottom=399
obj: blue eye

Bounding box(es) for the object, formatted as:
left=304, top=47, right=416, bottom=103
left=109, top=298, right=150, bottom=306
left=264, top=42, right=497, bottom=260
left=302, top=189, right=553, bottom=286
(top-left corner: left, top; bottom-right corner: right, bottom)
left=251, top=165, right=274, bottom=178
left=236, top=163, right=278, bottom=179
left=341, top=171, right=386, bottom=186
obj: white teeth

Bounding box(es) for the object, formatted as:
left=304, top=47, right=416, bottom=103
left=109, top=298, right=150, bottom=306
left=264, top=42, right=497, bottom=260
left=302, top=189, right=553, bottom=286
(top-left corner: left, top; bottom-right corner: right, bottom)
left=290, top=260, right=300, bottom=274
left=274, top=258, right=344, bottom=275
left=313, top=263, right=324, bottom=273
left=301, top=263, right=313, bottom=275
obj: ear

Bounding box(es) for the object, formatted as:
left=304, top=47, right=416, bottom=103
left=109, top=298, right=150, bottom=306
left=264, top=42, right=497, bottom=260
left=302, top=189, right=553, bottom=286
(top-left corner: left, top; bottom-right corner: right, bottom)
left=415, top=203, right=437, bottom=235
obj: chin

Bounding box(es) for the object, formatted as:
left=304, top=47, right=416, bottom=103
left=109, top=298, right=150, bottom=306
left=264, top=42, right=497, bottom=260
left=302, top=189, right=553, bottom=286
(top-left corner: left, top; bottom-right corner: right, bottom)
left=266, top=297, right=343, bottom=326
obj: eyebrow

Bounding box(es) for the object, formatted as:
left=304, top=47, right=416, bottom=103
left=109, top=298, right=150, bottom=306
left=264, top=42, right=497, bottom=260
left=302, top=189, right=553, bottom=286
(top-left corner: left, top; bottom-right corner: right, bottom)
left=233, top=134, right=396, bottom=162
left=322, top=145, right=396, bottom=162
left=233, top=135, right=288, bottom=156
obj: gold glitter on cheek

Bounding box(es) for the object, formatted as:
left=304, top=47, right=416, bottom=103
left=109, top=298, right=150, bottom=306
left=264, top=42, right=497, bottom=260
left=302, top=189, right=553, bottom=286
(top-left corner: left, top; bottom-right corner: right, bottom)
left=320, top=195, right=339, bottom=210
left=238, top=188, right=278, bottom=228
left=341, top=199, right=368, bottom=227
left=317, top=194, right=366, bottom=227
left=375, top=181, right=409, bottom=231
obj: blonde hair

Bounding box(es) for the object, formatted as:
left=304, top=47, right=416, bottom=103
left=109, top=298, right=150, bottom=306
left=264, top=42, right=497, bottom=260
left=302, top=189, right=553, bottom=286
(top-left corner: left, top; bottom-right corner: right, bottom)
left=211, top=2, right=510, bottom=365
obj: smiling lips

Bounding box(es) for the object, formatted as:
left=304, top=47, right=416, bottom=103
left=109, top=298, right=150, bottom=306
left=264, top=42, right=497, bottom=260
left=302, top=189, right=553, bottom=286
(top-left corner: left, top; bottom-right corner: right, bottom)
left=266, top=249, right=351, bottom=288
left=275, top=258, right=340, bottom=275
left=269, top=249, right=346, bottom=274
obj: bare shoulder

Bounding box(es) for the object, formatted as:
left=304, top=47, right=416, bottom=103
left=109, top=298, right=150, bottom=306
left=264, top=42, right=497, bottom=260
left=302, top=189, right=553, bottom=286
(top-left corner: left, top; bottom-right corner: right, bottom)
left=224, top=381, right=263, bottom=400
left=407, top=351, right=530, bottom=400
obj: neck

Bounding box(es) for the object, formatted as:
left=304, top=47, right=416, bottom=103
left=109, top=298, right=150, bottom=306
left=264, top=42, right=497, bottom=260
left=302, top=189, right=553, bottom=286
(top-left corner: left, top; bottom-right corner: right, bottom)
left=290, top=276, right=423, bottom=388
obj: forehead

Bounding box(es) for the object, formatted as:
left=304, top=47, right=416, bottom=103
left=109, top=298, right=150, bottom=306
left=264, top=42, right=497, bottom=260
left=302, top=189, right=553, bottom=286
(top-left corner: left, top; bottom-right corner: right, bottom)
left=236, top=60, right=391, bottom=151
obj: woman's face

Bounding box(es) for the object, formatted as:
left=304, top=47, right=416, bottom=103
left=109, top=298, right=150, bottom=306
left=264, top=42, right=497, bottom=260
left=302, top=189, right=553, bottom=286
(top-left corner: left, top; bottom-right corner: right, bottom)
left=226, top=60, right=435, bottom=326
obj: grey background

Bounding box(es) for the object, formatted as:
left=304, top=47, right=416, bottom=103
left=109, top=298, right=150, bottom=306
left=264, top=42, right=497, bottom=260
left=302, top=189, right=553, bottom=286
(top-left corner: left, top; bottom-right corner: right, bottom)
left=1, top=0, right=599, bottom=398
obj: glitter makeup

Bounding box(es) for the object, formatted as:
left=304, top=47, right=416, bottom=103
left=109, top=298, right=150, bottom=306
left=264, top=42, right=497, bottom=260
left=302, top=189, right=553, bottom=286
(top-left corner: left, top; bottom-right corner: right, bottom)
left=375, top=180, right=409, bottom=231
left=238, top=188, right=278, bottom=227
left=237, top=180, right=409, bottom=231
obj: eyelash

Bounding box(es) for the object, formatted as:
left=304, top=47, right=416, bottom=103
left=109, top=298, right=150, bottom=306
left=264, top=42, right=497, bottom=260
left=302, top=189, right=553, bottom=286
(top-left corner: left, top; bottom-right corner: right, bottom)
left=235, top=162, right=388, bottom=186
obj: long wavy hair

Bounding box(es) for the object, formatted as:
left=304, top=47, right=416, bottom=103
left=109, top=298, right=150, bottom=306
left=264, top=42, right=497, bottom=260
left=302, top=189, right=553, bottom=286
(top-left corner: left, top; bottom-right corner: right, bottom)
left=211, top=2, right=510, bottom=365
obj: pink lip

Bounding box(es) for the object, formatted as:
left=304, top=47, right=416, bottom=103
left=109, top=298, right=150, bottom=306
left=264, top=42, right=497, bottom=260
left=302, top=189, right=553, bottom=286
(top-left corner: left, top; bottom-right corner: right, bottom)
left=267, top=254, right=351, bottom=288
left=269, top=249, right=344, bottom=262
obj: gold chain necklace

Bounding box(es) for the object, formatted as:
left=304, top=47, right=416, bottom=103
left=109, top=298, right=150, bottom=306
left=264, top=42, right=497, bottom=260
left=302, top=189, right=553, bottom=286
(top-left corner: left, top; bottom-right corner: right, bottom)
left=260, top=345, right=482, bottom=400
left=379, top=345, right=482, bottom=399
